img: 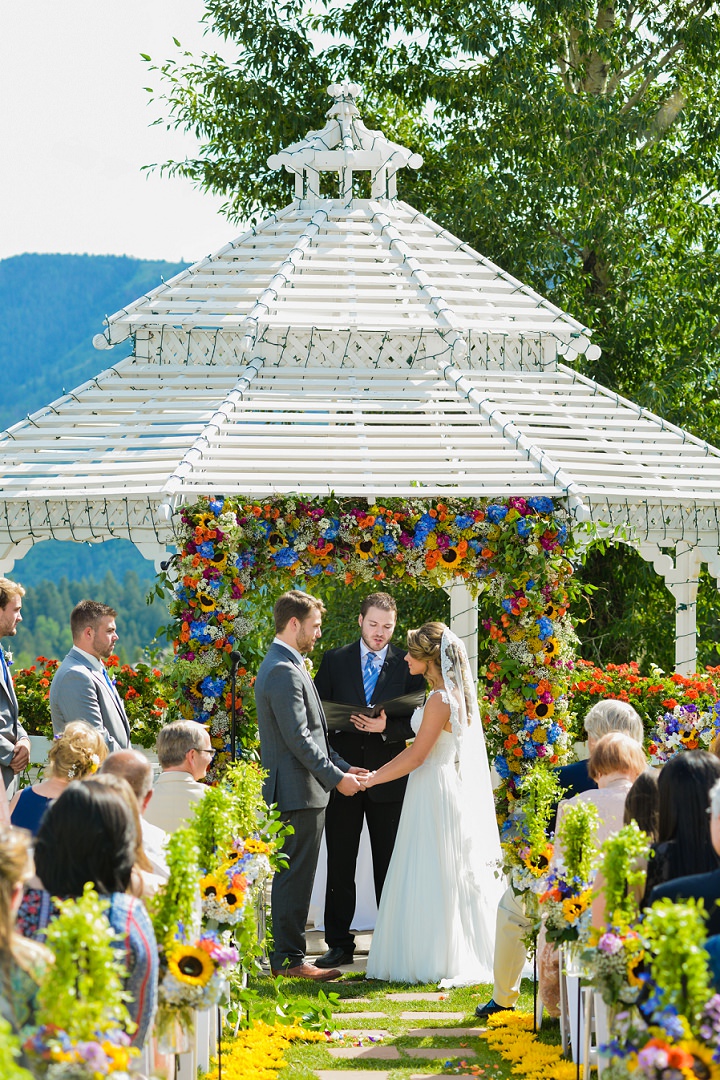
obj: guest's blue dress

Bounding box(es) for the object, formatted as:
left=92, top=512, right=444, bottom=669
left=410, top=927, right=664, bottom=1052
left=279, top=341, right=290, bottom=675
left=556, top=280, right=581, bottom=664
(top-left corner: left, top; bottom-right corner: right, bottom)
left=10, top=787, right=52, bottom=836
left=16, top=888, right=158, bottom=1046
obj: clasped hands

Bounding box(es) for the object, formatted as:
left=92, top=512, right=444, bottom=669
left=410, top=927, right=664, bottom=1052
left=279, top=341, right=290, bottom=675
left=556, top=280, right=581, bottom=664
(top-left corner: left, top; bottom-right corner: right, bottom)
left=336, top=766, right=377, bottom=796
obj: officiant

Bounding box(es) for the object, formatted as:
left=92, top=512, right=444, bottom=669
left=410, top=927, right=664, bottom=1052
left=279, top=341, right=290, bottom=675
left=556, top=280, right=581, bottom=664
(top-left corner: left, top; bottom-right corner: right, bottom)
left=313, top=592, right=425, bottom=969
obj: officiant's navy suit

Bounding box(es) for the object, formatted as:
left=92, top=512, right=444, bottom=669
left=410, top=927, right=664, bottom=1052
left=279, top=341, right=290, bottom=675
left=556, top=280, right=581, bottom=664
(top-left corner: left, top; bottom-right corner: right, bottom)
left=314, top=640, right=424, bottom=954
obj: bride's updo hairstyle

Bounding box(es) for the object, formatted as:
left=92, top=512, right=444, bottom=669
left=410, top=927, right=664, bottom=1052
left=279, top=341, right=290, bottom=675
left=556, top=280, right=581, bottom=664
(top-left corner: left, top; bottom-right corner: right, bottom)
left=48, top=720, right=107, bottom=781
left=406, top=621, right=445, bottom=667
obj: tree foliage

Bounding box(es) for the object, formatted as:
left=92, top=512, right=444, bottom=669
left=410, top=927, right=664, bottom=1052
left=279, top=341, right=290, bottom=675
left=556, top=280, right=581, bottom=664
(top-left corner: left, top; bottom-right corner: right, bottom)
left=145, top=0, right=720, bottom=443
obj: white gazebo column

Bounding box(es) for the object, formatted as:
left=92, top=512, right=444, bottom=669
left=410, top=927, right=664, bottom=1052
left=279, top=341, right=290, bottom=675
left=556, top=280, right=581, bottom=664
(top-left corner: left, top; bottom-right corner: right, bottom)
left=445, top=580, right=479, bottom=681
left=639, top=542, right=703, bottom=675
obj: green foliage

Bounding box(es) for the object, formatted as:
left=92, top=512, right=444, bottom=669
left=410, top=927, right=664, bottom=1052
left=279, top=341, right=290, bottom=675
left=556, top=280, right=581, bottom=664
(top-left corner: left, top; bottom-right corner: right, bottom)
left=12, top=571, right=170, bottom=667
left=519, top=767, right=564, bottom=859
left=643, top=898, right=713, bottom=1026
left=36, top=883, right=132, bottom=1039
left=0, top=1016, right=32, bottom=1080
left=148, top=828, right=201, bottom=950
left=559, top=800, right=600, bottom=884
left=599, top=821, right=652, bottom=924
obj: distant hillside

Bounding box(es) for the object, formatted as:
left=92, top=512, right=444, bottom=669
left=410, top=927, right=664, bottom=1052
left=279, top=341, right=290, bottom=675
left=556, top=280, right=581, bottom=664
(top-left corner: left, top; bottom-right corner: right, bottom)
left=0, top=253, right=186, bottom=432
left=0, top=253, right=186, bottom=592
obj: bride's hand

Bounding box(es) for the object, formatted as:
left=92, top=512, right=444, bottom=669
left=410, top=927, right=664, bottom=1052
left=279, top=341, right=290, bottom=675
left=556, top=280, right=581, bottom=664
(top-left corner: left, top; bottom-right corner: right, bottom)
left=362, top=771, right=377, bottom=789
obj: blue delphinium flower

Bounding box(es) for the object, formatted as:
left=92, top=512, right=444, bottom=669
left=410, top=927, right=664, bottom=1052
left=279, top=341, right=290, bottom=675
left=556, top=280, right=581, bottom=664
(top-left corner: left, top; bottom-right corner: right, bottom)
left=527, top=496, right=555, bottom=514
left=486, top=505, right=508, bottom=524
left=273, top=548, right=299, bottom=568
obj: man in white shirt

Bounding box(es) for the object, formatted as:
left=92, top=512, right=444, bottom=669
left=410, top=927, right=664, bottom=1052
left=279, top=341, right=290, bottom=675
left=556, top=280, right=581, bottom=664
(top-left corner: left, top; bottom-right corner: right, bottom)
left=144, top=721, right=213, bottom=833
left=99, top=748, right=169, bottom=879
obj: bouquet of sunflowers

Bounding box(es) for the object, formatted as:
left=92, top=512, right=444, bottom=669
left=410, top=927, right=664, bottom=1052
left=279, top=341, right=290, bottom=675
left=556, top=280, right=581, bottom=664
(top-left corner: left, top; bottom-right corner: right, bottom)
left=539, top=799, right=599, bottom=945
left=159, top=930, right=239, bottom=1010
left=200, top=836, right=273, bottom=927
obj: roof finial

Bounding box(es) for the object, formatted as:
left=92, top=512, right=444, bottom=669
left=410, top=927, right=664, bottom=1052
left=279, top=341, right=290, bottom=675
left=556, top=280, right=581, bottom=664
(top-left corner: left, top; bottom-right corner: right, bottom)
left=267, top=79, right=422, bottom=205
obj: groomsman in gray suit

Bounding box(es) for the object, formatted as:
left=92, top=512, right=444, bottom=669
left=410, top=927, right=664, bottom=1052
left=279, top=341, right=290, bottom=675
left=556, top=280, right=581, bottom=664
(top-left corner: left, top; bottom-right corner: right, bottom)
left=0, top=578, right=30, bottom=795
left=255, top=590, right=368, bottom=982
left=50, top=600, right=131, bottom=752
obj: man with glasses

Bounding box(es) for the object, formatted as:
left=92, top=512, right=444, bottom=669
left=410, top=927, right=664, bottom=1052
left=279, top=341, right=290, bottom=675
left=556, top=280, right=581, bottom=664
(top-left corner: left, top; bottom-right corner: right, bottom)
left=144, top=720, right=215, bottom=832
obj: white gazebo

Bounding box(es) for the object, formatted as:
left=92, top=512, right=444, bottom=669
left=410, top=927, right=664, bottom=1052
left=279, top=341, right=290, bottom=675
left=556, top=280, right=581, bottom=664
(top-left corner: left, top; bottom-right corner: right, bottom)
left=1, top=82, right=720, bottom=672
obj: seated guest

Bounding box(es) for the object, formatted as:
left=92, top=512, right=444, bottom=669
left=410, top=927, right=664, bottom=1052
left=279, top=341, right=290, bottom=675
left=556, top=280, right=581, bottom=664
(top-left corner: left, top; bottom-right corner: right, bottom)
left=9, top=721, right=107, bottom=836
left=100, top=750, right=169, bottom=879
left=538, top=732, right=647, bottom=1016
left=642, top=750, right=720, bottom=904
left=623, top=768, right=660, bottom=841
left=15, top=780, right=158, bottom=1047
left=0, top=826, right=50, bottom=1047
left=144, top=721, right=212, bottom=833
left=554, top=732, right=647, bottom=925
left=92, top=773, right=164, bottom=898
left=651, top=775, right=720, bottom=938
left=477, top=699, right=644, bottom=1018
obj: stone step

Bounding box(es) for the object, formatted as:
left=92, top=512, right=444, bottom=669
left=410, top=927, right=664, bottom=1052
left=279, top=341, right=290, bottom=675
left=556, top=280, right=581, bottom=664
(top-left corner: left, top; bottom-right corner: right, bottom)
left=327, top=1045, right=401, bottom=1060
left=315, top=1073, right=390, bottom=1080
left=386, top=991, right=450, bottom=1001
left=406, top=1047, right=478, bottom=1059
left=331, top=1011, right=388, bottom=1020
left=329, top=1030, right=390, bottom=1039
left=405, top=1027, right=486, bottom=1037
left=400, top=1011, right=466, bottom=1020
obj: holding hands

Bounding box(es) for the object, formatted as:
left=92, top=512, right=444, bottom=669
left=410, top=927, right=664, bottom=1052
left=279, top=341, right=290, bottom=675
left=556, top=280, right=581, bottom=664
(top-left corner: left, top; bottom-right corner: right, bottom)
left=336, top=767, right=377, bottom=795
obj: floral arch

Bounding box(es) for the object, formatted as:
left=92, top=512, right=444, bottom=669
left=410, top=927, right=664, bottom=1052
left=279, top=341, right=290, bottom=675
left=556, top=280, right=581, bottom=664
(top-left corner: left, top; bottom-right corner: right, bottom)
left=161, top=492, right=582, bottom=815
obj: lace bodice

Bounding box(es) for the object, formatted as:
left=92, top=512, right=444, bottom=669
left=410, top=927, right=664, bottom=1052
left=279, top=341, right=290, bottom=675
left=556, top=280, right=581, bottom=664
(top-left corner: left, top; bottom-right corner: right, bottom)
left=411, top=690, right=457, bottom=767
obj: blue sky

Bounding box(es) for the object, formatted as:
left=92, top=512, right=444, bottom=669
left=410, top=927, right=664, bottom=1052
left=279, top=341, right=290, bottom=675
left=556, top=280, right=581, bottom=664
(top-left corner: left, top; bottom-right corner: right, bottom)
left=1, top=0, right=235, bottom=262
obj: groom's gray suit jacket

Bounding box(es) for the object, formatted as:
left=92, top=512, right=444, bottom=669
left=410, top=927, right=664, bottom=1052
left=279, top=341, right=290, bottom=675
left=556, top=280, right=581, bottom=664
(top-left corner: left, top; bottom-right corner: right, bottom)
left=0, top=655, right=28, bottom=791
left=255, top=642, right=349, bottom=813
left=50, top=647, right=131, bottom=751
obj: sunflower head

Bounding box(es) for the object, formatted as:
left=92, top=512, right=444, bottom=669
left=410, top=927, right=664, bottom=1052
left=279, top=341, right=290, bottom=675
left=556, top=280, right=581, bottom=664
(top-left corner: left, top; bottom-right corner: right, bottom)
left=220, top=885, right=245, bottom=913
left=167, top=943, right=215, bottom=986
left=200, top=873, right=222, bottom=899
left=355, top=540, right=374, bottom=559
left=544, top=638, right=560, bottom=658
left=440, top=547, right=460, bottom=565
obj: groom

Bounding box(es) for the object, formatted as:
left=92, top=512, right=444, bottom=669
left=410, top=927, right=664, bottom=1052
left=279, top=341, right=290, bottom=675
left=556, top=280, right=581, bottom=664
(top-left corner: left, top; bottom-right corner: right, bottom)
left=254, top=590, right=368, bottom=982
left=313, top=592, right=425, bottom=968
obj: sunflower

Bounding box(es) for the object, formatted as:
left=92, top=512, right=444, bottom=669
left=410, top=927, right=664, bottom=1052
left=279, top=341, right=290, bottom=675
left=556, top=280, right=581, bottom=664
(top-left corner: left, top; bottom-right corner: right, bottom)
left=543, top=603, right=559, bottom=619
left=267, top=532, right=287, bottom=551
left=355, top=539, right=374, bottom=559
left=200, top=873, right=222, bottom=899
left=440, top=547, right=461, bottom=565
left=219, top=886, right=245, bottom=914
left=544, top=638, right=560, bottom=658
left=167, top=943, right=215, bottom=986
left=207, top=551, right=228, bottom=571
left=682, top=1039, right=720, bottom=1079
left=533, top=701, right=555, bottom=720
left=197, top=591, right=217, bottom=613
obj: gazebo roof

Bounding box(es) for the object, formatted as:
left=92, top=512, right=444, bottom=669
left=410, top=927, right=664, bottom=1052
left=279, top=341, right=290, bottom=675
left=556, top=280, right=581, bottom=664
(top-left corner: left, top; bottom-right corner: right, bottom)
left=1, top=81, right=719, bottom=564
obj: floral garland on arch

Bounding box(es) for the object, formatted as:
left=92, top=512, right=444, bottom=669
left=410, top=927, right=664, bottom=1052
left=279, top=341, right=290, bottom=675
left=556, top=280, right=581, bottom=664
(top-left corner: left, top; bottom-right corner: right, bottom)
left=162, top=494, right=580, bottom=800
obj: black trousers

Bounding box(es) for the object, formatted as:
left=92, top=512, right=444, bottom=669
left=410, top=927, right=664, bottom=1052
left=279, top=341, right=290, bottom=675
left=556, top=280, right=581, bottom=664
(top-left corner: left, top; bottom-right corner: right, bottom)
left=270, top=806, right=325, bottom=971
left=323, top=790, right=403, bottom=951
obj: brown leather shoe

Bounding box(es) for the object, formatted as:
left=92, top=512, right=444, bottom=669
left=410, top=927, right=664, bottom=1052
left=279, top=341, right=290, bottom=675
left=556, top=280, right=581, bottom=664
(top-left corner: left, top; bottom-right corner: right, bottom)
left=271, top=961, right=341, bottom=981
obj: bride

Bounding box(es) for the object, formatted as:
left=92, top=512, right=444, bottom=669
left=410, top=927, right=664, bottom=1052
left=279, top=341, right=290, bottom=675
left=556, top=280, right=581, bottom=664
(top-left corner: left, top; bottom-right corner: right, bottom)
left=364, top=621, right=504, bottom=986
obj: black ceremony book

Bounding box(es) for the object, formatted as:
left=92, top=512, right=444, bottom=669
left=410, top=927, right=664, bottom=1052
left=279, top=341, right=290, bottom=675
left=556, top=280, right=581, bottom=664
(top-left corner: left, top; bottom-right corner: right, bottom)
left=322, top=689, right=426, bottom=732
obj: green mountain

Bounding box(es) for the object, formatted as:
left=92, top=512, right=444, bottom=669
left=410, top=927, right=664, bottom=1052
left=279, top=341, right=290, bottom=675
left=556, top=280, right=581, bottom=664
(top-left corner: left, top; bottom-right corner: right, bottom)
left=0, top=252, right=186, bottom=432
left=0, top=252, right=186, bottom=591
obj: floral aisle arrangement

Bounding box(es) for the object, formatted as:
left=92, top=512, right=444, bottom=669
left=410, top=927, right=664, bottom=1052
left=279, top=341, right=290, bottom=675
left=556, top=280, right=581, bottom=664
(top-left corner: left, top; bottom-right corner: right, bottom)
left=602, top=899, right=720, bottom=1079
left=539, top=799, right=599, bottom=945
left=13, top=654, right=171, bottom=747
left=499, top=766, right=561, bottom=939
left=22, top=884, right=139, bottom=1079
left=194, top=761, right=288, bottom=967
left=160, top=494, right=580, bottom=798
left=648, top=700, right=720, bottom=764
left=583, top=823, right=651, bottom=1010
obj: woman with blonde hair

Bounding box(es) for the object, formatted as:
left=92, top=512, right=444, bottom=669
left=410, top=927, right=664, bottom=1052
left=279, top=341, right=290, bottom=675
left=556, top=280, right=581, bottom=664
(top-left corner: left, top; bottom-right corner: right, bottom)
left=365, top=621, right=503, bottom=985
left=0, top=826, right=50, bottom=1040
left=9, top=721, right=106, bottom=836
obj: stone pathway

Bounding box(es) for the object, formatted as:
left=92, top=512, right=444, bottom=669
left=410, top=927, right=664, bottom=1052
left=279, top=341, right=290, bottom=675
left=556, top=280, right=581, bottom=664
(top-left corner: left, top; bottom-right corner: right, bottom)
left=312, top=989, right=496, bottom=1077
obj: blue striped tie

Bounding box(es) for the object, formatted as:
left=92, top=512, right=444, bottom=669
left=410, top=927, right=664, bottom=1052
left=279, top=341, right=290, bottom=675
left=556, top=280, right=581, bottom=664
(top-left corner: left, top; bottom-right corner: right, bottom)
left=363, top=652, right=380, bottom=705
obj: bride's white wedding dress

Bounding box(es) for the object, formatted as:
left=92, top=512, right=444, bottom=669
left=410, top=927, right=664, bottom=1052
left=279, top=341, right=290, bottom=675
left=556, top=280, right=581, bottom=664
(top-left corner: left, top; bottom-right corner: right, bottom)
left=366, top=688, right=504, bottom=986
